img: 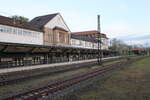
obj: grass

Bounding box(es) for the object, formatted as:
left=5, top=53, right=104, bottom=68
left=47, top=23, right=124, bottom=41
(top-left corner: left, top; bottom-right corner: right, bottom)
left=90, top=58, right=127, bottom=70
left=78, top=57, right=150, bottom=100
left=104, top=59, right=126, bottom=66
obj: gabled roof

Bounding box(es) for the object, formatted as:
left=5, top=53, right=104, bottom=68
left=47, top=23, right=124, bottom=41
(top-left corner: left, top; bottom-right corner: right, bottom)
left=29, top=13, right=58, bottom=29
left=0, top=15, right=42, bottom=32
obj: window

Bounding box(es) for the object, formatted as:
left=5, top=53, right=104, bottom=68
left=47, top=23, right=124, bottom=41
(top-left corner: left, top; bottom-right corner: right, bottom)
left=72, top=39, right=76, bottom=45
left=0, top=26, right=4, bottom=32
left=0, top=25, right=41, bottom=38
left=6, top=27, right=12, bottom=33
left=78, top=40, right=81, bottom=46
left=59, top=32, right=65, bottom=43
left=13, top=28, right=17, bottom=34
left=85, top=41, right=88, bottom=47
left=17, top=29, right=22, bottom=35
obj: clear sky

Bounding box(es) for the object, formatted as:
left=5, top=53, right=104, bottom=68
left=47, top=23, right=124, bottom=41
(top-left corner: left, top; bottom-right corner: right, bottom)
left=0, top=0, right=150, bottom=46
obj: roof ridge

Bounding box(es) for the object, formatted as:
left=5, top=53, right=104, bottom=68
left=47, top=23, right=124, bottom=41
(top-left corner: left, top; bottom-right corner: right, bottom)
left=32, top=13, right=59, bottom=19
left=0, top=15, right=42, bottom=32
left=0, top=15, right=12, bottom=20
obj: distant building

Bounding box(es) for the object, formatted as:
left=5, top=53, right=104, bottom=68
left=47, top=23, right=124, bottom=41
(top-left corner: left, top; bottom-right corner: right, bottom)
left=132, top=48, right=150, bottom=55
left=71, top=30, right=109, bottom=50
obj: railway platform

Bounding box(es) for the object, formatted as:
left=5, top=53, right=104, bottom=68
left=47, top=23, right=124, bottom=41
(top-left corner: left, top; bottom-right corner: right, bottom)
left=0, top=56, right=121, bottom=74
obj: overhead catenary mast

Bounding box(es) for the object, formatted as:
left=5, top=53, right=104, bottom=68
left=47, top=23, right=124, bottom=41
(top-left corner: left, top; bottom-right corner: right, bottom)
left=97, top=15, right=102, bottom=65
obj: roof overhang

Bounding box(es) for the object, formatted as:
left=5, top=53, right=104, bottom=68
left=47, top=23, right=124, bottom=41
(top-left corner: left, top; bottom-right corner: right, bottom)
left=53, top=26, right=68, bottom=32
left=0, top=42, right=102, bottom=54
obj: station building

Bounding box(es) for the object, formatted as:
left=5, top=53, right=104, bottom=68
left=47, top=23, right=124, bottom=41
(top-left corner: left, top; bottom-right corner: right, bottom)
left=71, top=33, right=97, bottom=49
left=0, top=13, right=110, bottom=68
left=71, top=30, right=109, bottom=50
left=0, top=15, right=43, bottom=45
left=29, top=13, right=70, bottom=46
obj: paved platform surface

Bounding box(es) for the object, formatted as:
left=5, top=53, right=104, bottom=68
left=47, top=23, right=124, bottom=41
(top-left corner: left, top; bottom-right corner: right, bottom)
left=0, top=56, right=121, bottom=74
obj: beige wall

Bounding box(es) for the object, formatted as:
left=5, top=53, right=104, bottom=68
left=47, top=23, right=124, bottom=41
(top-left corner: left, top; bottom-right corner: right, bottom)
left=0, top=25, right=43, bottom=45
left=43, top=28, right=53, bottom=45
left=55, top=30, right=70, bottom=45
left=43, top=28, right=70, bottom=46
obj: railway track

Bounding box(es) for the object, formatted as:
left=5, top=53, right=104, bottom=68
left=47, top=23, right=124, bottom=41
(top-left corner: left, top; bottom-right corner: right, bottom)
left=2, top=56, right=147, bottom=100
left=0, top=57, right=123, bottom=86
left=2, top=64, right=120, bottom=100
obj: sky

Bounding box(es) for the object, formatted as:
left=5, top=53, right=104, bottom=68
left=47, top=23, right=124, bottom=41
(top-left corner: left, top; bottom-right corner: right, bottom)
left=0, top=0, right=150, bottom=46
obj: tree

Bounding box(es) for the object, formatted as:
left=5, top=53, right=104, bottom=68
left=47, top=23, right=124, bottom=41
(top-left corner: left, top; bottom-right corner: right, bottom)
left=109, top=38, right=131, bottom=55
left=11, top=15, right=29, bottom=23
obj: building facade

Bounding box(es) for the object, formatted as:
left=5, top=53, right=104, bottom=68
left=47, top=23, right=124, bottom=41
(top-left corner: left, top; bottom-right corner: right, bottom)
left=30, top=13, right=70, bottom=46
left=71, top=30, right=109, bottom=50
left=0, top=16, right=43, bottom=45
left=71, top=34, right=98, bottom=49
left=0, top=14, right=108, bottom=49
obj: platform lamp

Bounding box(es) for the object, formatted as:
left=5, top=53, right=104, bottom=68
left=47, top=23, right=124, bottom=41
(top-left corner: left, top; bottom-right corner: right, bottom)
left=97, top=15, right=102, bottom=65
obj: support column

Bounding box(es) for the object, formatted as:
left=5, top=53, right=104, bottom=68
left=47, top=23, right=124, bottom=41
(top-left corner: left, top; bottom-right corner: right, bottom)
left=44, top=53, right=49, bottom=64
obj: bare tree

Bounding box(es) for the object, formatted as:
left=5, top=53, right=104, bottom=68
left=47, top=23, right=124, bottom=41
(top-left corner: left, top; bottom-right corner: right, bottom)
left=109, top=38, right=131, bottom=55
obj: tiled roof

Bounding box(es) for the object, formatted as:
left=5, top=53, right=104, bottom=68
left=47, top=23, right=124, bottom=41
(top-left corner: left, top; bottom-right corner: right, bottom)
left=71, top=34, right=98, bottom=43
left=29, top=13, right=58, bottom=29
left=0, top=15, right=42, bottom=32
left=132, top=48, right=150, bottom=51
left=72, top=30, right=108, bottom=39
left=72, top=30, right=98, bottom=34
